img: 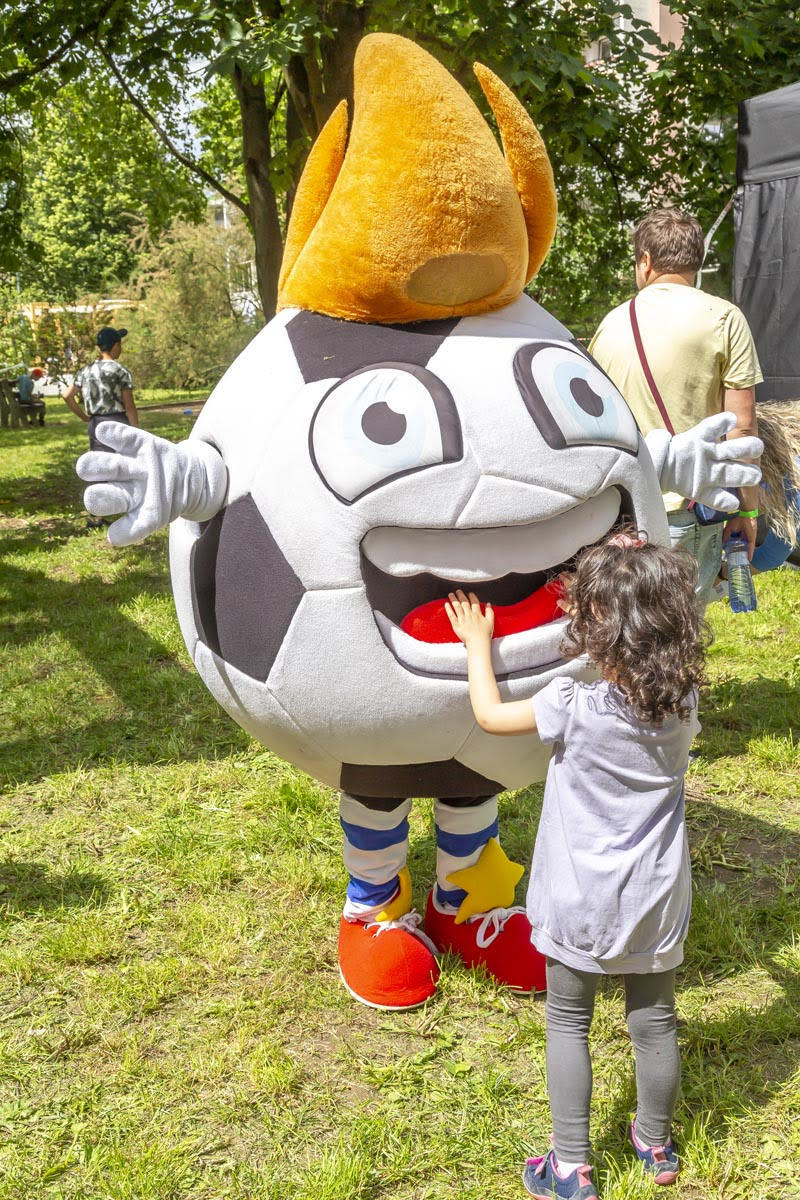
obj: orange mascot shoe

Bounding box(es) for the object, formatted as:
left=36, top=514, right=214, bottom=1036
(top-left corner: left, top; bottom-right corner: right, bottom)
left=425, top=892, right=547, bottom=994
left=338, top=911, right=440, bottom=1010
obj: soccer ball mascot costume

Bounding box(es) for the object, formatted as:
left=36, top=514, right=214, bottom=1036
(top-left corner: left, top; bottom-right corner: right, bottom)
left=78, top=35, right=762, bottom=1010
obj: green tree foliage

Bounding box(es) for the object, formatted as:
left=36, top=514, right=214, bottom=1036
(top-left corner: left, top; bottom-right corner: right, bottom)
left=0, top=0, right=123, bottom=270
left=122, top=218, right=262, bottom=389
left=193, top=76, right=248, bottom=195
left=0, top=282, right=35, bottom=367
left=646, top=0, right=800, bottom=295
left=4, top=0, right=800, bottom=333
left=651, top=0, right=800, bottom=218
left=20, top=82, right=205, bottom=300
left=1, top=0, right=662, bottom=319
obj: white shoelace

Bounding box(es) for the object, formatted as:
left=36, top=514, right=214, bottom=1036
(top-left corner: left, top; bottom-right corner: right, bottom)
left=366, top=910, right=440, bottom=957
left=467, top=905, right=527, bottom=948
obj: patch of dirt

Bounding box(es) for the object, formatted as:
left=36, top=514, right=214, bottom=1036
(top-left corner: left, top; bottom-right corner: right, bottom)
left=146, top=402, right=205, bottom=415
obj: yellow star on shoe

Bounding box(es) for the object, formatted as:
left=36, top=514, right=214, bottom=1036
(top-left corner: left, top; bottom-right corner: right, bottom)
left=446, top=837, right=524, bottom=925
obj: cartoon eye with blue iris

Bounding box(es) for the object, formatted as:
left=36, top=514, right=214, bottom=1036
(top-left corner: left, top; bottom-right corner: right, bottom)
left=514, top=342, right=639, bottom=455
left=310, top=362, right=462, bottom=503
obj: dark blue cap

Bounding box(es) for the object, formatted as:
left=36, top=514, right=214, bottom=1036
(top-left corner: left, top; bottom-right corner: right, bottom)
left=97, top=326, right=128, bottom=351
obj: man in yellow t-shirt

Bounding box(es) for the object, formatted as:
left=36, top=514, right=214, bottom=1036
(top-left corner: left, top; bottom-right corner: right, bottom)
left=590, top=207, right=762, bottom=602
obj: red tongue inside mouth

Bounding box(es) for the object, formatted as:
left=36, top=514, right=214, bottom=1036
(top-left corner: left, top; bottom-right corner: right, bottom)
left=399, top=578, right=565, bottom=644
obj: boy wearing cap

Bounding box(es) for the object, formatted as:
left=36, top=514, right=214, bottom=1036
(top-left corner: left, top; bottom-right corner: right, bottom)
left=62, top=327, right=139, bottom=528
left=62, top=326, right=139, bottom=450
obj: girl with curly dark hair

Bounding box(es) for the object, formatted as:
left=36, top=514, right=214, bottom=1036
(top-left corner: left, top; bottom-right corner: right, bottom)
left=445, top=532, right=709, bottom=1199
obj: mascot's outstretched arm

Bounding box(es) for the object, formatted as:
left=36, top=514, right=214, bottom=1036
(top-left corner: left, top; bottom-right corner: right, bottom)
left=645, top=412, right=763, bottom=511
left=76, top=423, right=227, bottom=546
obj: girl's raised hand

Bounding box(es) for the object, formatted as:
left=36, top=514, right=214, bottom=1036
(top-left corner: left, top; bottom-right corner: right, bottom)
left=444, top=590, right=494, bottom=645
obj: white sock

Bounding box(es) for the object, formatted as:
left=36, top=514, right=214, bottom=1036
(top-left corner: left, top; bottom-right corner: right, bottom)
left=554, top=1156, right=583, bottom=1178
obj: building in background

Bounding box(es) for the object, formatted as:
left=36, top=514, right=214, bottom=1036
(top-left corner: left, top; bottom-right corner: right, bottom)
left=208, top=195, right=259, bottom=319
left=585, top=3, right=683, bottom=66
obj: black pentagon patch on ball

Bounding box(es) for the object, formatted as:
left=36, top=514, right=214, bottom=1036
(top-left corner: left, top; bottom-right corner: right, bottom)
left=190, top=494, right=304, bottom=682
left=287, top=310, right=459, bottom=382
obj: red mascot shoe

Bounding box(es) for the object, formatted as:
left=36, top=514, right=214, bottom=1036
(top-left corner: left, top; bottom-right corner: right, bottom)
left=338, top=911, right=440, bottom=1010
left=425, top=892, right=547, bottom=994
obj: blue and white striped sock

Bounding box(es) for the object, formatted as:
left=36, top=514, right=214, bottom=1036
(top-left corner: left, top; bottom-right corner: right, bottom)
left=434, top=796, right=499, bottom=913
left=340, top=793, right=412, bottom=921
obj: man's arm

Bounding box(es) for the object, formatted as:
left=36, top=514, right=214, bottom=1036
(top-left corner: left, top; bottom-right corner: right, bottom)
left=121, top=385, right=139, bottom=428
left=61, top=383, right=89, bottom=423
left=723, top=386, right=760, bottom=557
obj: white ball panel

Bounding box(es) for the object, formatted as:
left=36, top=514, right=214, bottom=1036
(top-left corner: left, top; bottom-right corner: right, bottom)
left=348, top=455, right=480, bottom=531
left=426, top=332, right=624, bottom=504
left=605, top=437, right=671, bottom=545
left=454, top=724, right=553, bottom=791
left=194, top=641, right=342, bottom=790
left=267, top=588, right=475, bottom=766
left=452, top=294, right=573, bottom=343
left=454, top=474, right=580, bottom=529
left=190, top=312, right=305, bottom=506
left=169, top=516, right=201, bottom=661
left=248, top=380, right=368, bottom=591
left=455, top=657, right=600, bottom=788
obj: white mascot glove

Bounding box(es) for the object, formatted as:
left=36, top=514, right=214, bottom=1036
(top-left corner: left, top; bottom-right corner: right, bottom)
left=644, top=411, right=763, bottom=511
left=76, top=423, right=228, bottom=546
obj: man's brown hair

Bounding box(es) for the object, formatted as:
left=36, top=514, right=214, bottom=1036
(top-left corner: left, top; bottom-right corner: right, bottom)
left=633, top=207, right=705, bottom=275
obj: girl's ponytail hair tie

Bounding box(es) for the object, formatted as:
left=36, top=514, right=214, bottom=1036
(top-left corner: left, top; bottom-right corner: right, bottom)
left=608, top=531, right=646, bottom=549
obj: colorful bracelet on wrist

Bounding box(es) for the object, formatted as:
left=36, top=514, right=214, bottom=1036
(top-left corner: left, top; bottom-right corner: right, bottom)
left=737, top=509, right=759, bottom=518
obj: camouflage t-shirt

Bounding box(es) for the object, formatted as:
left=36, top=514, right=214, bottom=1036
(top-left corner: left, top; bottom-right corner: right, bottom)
left=75, top=360, right=133, bottom=416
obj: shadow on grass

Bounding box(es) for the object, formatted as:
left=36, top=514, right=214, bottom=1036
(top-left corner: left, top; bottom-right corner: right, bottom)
left=0, top=429, right=89, bottom=520
left=567, top=801, right=798, bottom=1166
left=1, top=537, right=248, bottom=791
left=0, top=860, right=110, bottom=915
left=1, top=411, right=252, bottom=788
left=696, top=675, right=800, bottom=759
left=0, top=412, right=191, bottom=524
left=413, top=791, right=800, bottom=1171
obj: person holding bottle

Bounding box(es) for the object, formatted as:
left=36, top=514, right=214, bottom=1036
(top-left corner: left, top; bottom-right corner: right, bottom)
left=590, top=207, right=762, bottom=603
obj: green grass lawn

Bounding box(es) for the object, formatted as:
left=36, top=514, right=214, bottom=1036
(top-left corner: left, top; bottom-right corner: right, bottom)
left=1, top=411, right=799, bottom=1199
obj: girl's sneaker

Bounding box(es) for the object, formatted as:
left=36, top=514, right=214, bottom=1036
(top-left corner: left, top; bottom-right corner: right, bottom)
left=522, top=1150, right=598, bottom=1199
left=629, top=1118, right=680, bottom=1185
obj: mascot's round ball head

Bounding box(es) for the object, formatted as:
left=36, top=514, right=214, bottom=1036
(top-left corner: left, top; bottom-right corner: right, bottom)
left=77, top=35, right=764, bottom=1011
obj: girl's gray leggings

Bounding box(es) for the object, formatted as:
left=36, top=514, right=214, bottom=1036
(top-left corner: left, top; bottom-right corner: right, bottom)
left=545, top=959, right=680, bottom=1163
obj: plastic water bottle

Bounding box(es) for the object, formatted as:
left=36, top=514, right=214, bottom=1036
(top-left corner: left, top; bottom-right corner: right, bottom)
left=724, top=535, right=757, bottom=613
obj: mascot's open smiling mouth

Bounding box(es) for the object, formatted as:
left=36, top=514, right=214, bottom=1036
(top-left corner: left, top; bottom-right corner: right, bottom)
left=361, top=485, right=632, bottom=679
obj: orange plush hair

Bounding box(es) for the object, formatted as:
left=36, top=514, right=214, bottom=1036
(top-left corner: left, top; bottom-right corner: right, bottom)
left=277, top=34, right=557, bottom=325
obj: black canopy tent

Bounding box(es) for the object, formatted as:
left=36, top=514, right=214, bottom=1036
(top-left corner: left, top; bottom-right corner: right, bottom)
left=734, top=80, right=800, bottom=402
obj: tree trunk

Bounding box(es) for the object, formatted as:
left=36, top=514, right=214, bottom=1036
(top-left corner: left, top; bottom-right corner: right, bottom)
left=284, top=89, right=307, bottom=225
left=232, top=65, right=284, bottom=319
left=317, top=2, right=369, bottom=123
left=281, top=2, right=370, bottom=229
left=285, top=3, right=370, bottom=139
left=0, top=382, right=11, bottom=428
left=234, top=2, right=371, bottom=313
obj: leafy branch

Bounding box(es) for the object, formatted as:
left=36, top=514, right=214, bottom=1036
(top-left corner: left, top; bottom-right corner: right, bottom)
left=97, top=43, right=251, bottom=220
